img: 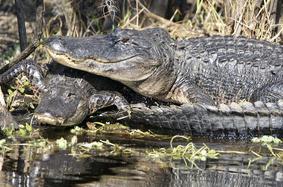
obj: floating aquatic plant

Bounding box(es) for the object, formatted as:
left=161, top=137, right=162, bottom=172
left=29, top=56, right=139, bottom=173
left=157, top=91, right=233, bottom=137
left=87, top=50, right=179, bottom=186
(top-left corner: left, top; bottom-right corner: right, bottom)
left=147, top=135, right=219, bottom=169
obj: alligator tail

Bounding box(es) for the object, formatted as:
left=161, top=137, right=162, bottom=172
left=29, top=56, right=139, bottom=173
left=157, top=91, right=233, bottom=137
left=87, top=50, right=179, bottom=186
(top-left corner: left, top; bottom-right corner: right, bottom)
left=97, top=100, right=283, bottom=138
left=0, top=59, right=46, bottom=91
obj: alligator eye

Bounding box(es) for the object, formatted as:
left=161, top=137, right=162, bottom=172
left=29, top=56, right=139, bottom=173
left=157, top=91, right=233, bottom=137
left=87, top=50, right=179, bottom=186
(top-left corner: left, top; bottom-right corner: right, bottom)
left=121, top=37, right=129, bottom=43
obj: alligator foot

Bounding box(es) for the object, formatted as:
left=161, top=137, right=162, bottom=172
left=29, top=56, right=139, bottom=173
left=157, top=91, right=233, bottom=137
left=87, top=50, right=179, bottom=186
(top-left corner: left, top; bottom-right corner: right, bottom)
left=0, top=59, right=46, bottom=91
left=89, top=91, right=132, bottom=119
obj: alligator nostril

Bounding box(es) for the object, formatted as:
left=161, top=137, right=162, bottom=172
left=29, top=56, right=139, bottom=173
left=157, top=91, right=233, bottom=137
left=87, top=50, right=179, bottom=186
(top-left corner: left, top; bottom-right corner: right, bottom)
left=51, top=42, right=63, bottom=51
left=35, top=112, right=52, bottom=118
left=66, top=92, right=75, bottom=98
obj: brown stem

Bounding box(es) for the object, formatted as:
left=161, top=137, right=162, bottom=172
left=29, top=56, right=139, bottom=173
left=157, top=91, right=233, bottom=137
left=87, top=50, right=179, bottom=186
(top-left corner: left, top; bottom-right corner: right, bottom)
left=15, top=0, right=28, bottom=51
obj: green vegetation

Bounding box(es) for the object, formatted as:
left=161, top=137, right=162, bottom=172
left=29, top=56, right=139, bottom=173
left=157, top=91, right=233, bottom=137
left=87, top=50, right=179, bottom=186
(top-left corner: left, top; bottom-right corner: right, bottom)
left=56, top=137, right=68, bottom=150
left=0, top=121, right=282, bottom=170
left=147, top=135, right=219, bottom=169
left=6, top=76, right=36, bottom=111
left=70, top=123, right=170, bottom=140
left=3, top=123, right=37, bottom=138
left=249, top=135, right=283, bottom=169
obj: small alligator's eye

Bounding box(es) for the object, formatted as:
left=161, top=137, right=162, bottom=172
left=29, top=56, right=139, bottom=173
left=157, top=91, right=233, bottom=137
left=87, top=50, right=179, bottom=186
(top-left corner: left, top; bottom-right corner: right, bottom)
left=50, top=89, right=56, bottom=95
left=121, top=37, right=129, bottom=43
left=66, top=92, right=75, bottom=98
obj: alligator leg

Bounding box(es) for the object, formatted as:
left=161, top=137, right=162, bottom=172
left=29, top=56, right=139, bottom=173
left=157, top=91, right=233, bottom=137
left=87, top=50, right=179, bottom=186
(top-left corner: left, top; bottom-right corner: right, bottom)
left=167, top=81, right=216, bottom=105
left=88, top=91, right=131, bottom=118
left=251, top=81, right=283, bottom=102
left=0, top=59, right=46, bottom=91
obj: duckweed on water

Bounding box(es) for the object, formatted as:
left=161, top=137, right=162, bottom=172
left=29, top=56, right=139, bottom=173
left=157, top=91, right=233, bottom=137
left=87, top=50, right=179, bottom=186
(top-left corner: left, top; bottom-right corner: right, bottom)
left=17, top=123, right=33, bottom=137
left=70, top=126, right=85, bottom=135
left=3, top=123, right=38, bottom=138
left=1, top=123, right=283, bottom=170
left=70, top=123, right=170, bottom=140
left=247, top=135, right=283, bottom=169
left=252, top=136, right=282, bottom=144
left=77, top=141, right=104, bottom=151
left=251, top=135, right=283, bottom=159
left=147, top=135, right=219, bottom=169
left=70, top=139, right=136, bottom=158
left=56, top=137, right=68, bottom=150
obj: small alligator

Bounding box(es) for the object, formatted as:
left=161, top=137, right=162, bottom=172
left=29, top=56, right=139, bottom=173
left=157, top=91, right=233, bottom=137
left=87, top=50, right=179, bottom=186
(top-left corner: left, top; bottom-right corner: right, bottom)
left=0, top=60, right=131, bottom=126
left=1, top=60, right=283, bottom=138
left=45, top=28, right=283, bottom=105
left=35, top=74, right=131, bottom=126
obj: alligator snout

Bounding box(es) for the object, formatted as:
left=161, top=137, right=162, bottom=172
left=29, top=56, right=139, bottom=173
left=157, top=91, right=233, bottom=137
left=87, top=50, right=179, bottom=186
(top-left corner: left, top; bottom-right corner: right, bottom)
left=44, top=36, right=67, bottom=55
left=34, top=112, right=65, bottom=126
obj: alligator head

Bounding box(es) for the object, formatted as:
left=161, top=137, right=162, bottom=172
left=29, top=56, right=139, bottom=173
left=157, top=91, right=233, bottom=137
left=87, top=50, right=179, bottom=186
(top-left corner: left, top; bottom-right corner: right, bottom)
left=34, top=75, right=91, bottom=126
left=44, top=28, right=177, bottom=99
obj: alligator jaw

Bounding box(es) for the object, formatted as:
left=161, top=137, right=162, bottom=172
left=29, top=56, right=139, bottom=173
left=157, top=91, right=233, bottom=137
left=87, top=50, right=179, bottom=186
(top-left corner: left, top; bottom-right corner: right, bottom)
left=47, top=49, right=158, bottom=83
left=46, top=48, right=109, bottom=64
left=34, top=113, right=66, bottom=126
left=46, top=47, right=140, bottom=64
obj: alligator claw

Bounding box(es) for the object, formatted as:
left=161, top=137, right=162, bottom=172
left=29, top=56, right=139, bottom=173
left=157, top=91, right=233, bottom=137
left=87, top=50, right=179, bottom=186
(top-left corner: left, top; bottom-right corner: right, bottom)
left=118, top=105, right=132, bottom=119
left=98, top=106, right=132, bottom=120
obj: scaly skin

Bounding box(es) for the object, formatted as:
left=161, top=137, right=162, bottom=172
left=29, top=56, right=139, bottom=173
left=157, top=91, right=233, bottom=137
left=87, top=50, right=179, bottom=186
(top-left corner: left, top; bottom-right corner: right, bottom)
left=1, top=60, right=283, bottom=137
left=0, top=60, right=130, bottom=126
left=35, top=73, right=130, bottom=126
left=97, top=100, right=283, bottom=137
left=44, top=28, right=283, bottom=105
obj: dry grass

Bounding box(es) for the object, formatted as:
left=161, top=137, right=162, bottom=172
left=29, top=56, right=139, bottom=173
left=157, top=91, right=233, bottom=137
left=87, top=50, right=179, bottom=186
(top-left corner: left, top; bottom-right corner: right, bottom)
left=1, top=0, right=283, bottom=60
left=1, top=0, right=283, bottom=51
left=116, top=0, right=283, bottom=41
left=37, top=0, right=283, bottom=43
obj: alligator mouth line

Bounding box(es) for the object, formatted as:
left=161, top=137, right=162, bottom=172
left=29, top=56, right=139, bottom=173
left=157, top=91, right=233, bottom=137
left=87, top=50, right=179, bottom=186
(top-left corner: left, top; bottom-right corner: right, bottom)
left=46, top=48, right=139, bottom=64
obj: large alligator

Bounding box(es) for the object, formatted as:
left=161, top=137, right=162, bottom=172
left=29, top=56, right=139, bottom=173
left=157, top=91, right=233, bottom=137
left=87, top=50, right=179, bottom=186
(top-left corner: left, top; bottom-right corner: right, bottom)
left=1, top=60, right=283, bottom=138
left=45, top=28, right=283, bottom=105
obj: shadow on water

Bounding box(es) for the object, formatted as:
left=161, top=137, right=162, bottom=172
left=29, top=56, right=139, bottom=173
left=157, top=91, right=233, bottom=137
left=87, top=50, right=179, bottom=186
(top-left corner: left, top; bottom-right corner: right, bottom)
left=0, top=128, right=282, bottom=187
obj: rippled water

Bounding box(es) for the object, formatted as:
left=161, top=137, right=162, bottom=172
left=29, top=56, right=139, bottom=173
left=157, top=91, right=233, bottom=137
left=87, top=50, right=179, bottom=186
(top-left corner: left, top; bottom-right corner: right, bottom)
left=0, top=128, right=282, bottom=187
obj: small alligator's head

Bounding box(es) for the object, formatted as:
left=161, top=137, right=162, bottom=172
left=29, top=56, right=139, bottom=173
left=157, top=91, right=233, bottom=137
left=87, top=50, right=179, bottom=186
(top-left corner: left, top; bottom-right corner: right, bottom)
left=44, top=28, right=175, bottom=83
left=34, top=75, right=92, bottom=126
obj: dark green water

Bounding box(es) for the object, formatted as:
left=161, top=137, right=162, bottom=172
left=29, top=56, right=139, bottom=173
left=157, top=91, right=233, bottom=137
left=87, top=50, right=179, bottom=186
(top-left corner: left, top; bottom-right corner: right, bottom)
left=0, top=129, right=282, bottom=187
